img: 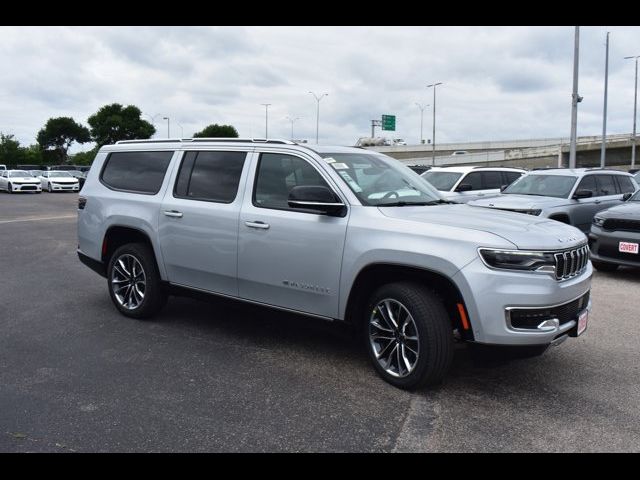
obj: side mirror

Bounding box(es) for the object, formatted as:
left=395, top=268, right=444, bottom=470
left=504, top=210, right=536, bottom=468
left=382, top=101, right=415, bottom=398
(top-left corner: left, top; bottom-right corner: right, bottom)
left=500, top=184, right=508, bottom=192
left=623, top=192, right=633, bottom=201
left=573, top=189, right=593, bottom=199
left=455, top=183, right=473, bottom=192
left=288, top=186, right=346, bottom=216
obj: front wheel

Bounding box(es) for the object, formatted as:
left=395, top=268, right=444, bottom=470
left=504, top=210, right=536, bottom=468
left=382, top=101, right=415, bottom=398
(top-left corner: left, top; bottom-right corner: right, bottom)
left=47, top=183, right=53, bottom=193
left=364, top=282, right=454, bottom=390
left=591, top=260, right=619, bottom=272
left=7, top=183, right=13, bottom=194
left=107, top=243, right=167, bottom=319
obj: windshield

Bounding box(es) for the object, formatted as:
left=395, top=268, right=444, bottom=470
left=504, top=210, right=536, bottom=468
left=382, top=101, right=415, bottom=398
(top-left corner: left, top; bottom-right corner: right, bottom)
left=630, top=190, right=640, bottom=202
left=9, top=171, right=31, bottom=177
left=29, top=171, right=43, bottom=176
left=318, top=152, right=443, bottom=206
left=421, top=171, right=463, bottom=191
left=49, top=171, right=73, bottom=177
left=503, top=174, right=577, bottom=199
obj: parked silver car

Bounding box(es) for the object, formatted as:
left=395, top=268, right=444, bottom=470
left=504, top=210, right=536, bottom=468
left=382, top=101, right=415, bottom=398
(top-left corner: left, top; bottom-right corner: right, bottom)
left=78, top=139, right=592, bottom=389
left=421, top=166, right=525, bottom=203
left=469, top=168, right=639, bottom=233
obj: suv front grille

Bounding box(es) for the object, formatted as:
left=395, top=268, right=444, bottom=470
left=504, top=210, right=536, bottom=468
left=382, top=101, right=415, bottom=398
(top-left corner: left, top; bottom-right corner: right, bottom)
left=602, top=218, right=640, bottom=233
left=554, top=244, right=589, bottom=280
left=509, top=291, right=590, bottom=330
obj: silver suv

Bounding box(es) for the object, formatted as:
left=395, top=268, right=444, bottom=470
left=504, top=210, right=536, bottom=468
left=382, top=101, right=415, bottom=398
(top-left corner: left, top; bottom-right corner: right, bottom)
left=469, top=168, right=639, bottom=233
left=422, top=166, right=525, bottom=203
left=78, top=139, right=592, bottom=390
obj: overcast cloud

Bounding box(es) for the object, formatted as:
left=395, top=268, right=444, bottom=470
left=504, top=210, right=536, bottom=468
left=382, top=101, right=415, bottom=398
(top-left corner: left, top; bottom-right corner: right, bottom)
left=1, top=25, right=639, bottom=151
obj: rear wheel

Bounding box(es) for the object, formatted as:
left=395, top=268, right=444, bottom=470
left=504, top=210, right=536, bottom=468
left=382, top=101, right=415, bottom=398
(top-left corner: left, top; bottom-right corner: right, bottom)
left=107, top=243, right=167, bottom=319
left=364, top=282, right=454, bottom=390
left=591, top=260, right=619, bottom=272
left=47, top=182, right=53, bottom=193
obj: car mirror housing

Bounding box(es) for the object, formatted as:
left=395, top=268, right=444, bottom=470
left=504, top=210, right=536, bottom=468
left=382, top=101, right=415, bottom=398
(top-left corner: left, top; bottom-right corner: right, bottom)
left=455, top=183, right=473, bottom=192
left=573, top=189, right=593, bottom=199
left=287, top=185, right=346, bottom=216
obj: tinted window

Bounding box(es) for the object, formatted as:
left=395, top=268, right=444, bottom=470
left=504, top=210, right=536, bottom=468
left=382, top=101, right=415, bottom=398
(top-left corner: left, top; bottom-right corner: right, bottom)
left=462, top=172, right=483, bottom=190
left=503, top=174, right=577, bottom=199
left=576, top=175, right=598, bottom=197
left=254, top=153, right=330, bottom=211
left=595, top=175, right=617, bottom=196
left=174, top=151, right=246, bottom=203
left=481, top=171, right=503, bottom=189
left=503, top=172, right=522, bottom=185
left=615, top=175, right=635, bottom=194
left=421, top=171, right=463, bottom=191
left=101, top=151, right=173, bottom=194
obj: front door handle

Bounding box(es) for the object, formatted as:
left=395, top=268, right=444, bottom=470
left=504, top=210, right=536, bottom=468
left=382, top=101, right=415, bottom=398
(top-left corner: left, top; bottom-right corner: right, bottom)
left=163, top=210, right=183, bottom=218
left=594, top=200, right=601, bottom=204
left=245, top=221, right=270, bottom=230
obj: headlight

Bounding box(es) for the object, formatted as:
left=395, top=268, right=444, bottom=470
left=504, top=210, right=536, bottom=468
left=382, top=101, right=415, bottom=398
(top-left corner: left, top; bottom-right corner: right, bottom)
left=479, top=248, right=556, bottom=273
left=593, top=216, right=605, bottom=227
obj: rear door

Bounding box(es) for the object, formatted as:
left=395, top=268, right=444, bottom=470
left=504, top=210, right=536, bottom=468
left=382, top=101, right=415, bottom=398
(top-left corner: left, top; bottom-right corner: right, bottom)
left=571, top=175, right=600, bottom=231
left=595, top=174, right=625, bottom=212
left=158, top=149, right=251, bottom=296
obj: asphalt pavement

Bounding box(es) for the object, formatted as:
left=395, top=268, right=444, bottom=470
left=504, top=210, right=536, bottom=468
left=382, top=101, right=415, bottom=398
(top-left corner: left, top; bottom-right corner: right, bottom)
left=0, top=191, right=639, bottom=452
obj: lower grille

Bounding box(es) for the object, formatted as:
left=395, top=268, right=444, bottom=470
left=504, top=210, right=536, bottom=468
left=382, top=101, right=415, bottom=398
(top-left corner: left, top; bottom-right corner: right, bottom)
left=599, top=246, right=640, bottom=262
left=554, top=244, right=589, bottom=280
left=603, top=218, right=640, bottom=233
left=19, top=185, right=37, bottom=190
left=509, top=291, right=590, bottom=330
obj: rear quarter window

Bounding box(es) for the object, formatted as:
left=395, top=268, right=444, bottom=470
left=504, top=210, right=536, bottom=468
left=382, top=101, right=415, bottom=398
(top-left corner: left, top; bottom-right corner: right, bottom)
left=100, top=151, right=174, bottom=194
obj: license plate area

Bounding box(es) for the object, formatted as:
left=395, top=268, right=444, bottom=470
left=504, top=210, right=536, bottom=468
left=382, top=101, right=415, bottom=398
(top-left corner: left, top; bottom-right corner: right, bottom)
left=619, top=241, right=639, bottom=254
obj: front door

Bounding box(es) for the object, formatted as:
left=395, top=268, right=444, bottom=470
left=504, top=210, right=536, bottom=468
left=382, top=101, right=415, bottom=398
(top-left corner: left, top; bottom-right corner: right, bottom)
left=158, top=150, right=250, bottom=296
left=237, top=151, right=349, bottom=318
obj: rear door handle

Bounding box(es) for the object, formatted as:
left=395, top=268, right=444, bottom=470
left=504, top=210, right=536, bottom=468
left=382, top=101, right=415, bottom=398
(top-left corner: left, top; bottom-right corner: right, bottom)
left=594, top=200, right=601, bottom=204
left=245, top=221, right=270, bottom=230
left=163, top=210, right=183, bottom=218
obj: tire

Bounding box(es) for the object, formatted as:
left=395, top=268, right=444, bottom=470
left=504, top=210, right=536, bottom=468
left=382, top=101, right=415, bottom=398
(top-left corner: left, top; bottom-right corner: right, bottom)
left=47, top=183, right=52, bottom=193
left=7, top=183, right=12, bottom=194
left=591, top=260, right=619, bottom=272
left=106, top=243, right=167, bottom=319
left=363, top=282, right=454, bottom=390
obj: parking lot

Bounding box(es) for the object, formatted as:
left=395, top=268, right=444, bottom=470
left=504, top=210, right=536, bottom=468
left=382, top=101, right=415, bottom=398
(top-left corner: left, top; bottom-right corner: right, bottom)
left=1, top=191, right=639, bottom=452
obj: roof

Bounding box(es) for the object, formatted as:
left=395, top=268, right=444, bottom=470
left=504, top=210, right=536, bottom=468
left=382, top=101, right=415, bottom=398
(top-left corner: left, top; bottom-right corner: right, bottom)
left=424, top=166, right=526, bottom=173
left=527, top=168, right=633, bottom=176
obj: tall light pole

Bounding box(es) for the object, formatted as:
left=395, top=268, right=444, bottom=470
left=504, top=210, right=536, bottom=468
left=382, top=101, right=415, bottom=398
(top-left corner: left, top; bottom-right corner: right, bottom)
left=162, top=116, right=170, bottom=138
left=309, top=91, right=328, bottom=144
left=285, top=116, right=301, bottom=140
left=176, top=122, right=184, bottom=138
left=415, top=103, right=429, bottom=145
left=569, top=26, right=581, bottom=169
left=624, top=55, right=640, bottom=169
left=426, top=83, right=443, bottom=166
left=601, top=31, right=610, bottom=168
left=143, top=113, right=162, bottom=137
left=260, top=104, right=271, bottom=138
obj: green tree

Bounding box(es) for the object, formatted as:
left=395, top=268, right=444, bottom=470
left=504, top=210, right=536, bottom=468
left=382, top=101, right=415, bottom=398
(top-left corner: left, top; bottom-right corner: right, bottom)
left=71, top=146, right=100, bottom=166
left=0, top=133, right=25, bottom=166
left=88, top=103, right=155, bottom=147
left=193, top=124, right=239, bottom=138
left=22, top=144, right=45, bottom=165
left=37, top=117, right=91, bottom=163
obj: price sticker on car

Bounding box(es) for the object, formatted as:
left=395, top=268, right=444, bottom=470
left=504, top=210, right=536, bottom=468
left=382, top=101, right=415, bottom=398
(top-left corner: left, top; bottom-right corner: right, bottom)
left=577, top=310, right=588, bottom=336
left=619, top=242, right=639, bottom=254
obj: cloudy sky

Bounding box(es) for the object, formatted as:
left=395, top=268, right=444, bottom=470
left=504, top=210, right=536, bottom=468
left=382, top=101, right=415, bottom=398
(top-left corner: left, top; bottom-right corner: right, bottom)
left=1, top=26, right=639, bottom=151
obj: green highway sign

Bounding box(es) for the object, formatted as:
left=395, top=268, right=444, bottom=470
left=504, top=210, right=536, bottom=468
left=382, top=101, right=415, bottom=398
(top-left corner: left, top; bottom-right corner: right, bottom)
left=381, top=114, right=396, bottom=131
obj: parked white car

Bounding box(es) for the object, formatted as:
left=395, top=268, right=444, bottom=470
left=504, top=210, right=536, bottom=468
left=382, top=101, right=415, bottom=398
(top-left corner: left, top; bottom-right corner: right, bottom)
left=0, top=170, right=42, bottom=193
left=39, top=171, right=80, bottom=192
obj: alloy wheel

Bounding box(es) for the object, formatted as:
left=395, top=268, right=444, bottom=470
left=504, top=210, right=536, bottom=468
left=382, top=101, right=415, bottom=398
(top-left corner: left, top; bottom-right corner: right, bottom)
left=111, top=254, right=146, bottom=310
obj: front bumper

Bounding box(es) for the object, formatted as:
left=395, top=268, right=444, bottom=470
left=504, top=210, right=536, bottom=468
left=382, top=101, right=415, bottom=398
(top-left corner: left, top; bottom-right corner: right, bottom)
left=453, top=256, right=592, bottom=345
left=589, top=226, right=640, bottom=268
left=50, top=183, right=79, bottom=191
left=12, top=183, right=41, bottom=192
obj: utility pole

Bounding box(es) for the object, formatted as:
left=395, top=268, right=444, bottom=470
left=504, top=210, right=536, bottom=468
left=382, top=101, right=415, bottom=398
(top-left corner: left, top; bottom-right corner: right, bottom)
left=569, top=26, right=581, bottom=169
left=261, top=104, right=271, bottom=138
left=309, top=92, right=328, bottom=144
left=624, top=55, right=640, bottom=168
left=415, top=103, right=429, bottom=144
left=285, top=116, right=300, bottom=140
left=371, top=119, right=381, bottom=138
left=601, top=31, right=610, bottom=168
left=427, top=83, right=443, bottom=166
left=163, top=116, right=170, bottom=138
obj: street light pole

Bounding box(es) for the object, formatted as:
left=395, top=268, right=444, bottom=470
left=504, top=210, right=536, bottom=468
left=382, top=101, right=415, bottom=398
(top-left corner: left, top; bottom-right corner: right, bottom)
left=624, top=55, right=640, bottom=168
left=285, top=116, right=300, bottom=140
left=162, top=116, right=170, bottom=138
left=601, top=31, right=610, bottom=168
left=426, top=83, right=443, bottom=166
left=261, top=104, right=271, bottom=138
left=309, top=91, right=328, bottom=144
left=569, top=26, right=580, bottom=169
left=176, top=122, right=184, bottom=138
left=415, top=103, right=429, bottom=145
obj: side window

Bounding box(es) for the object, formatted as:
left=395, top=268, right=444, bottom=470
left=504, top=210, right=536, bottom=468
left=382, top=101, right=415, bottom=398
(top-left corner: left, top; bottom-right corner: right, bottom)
left=462, top=172, right=483, bottom=190
left=174, top=151, right=246, bottom=203
left=503, top=171, right=522, bottom=185
left=481, top=171, right=503, bottom=189
left=615, top=176, right=635, bottom=194
left=254, top=153, right=331, bottom=211
left=101, top=151, right=174, bottom=194
left=576, top=175, right=598, bottom=197
left=595, top=175, right=617, bottom=196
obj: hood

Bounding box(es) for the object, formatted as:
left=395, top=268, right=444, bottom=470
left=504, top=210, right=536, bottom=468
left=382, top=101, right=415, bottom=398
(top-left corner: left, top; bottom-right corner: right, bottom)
left=597, top=201, right=640, bottom=220
left=468, top=194, right=569, bottom=210
left=11, top=177, right=38, bottom=182
left=378, top=204, right=586, bottom=250
left=49, top=177, right=78, bottom=182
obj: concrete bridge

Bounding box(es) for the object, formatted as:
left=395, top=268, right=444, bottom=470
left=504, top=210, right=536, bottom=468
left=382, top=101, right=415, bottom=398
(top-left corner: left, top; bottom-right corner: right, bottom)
left=367, top=133, right=638, bottom=171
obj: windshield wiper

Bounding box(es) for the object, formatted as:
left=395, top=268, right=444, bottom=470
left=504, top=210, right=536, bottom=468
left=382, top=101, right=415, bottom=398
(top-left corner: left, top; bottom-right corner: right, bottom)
left=379, top=199, right=454, bottom=207
left=502, top=192, right=549, bottom=197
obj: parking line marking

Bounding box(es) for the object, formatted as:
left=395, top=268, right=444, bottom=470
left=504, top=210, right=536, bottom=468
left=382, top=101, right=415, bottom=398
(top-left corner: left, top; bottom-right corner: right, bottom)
left=0, top=215, right=76, bottom=225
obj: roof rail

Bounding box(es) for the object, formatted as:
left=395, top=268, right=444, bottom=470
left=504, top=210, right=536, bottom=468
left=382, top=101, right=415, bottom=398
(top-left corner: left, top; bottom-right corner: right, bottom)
left=115, top=138, right=296, bottom=145
left=584, top=167, right=627, bottom=172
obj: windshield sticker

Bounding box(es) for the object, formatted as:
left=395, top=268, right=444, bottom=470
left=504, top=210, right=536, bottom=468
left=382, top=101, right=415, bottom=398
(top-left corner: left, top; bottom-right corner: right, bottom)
left=324, top=157, right=336, bottom=163
left=331, top=162, right=349, bottom=170
left=339, top=171, right=363, bottom=192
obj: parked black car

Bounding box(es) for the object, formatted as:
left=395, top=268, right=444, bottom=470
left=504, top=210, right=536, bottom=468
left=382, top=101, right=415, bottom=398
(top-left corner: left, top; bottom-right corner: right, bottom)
left=589, top=190, right=640, bottom=271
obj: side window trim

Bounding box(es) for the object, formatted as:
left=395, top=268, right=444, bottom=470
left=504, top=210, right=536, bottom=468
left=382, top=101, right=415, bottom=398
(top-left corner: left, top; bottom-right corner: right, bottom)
left=251, top=151, right=344, bottom=214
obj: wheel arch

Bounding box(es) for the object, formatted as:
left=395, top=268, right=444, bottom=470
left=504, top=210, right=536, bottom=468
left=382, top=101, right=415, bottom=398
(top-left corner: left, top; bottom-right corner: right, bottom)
left=101, top=225, right=163, bottom=278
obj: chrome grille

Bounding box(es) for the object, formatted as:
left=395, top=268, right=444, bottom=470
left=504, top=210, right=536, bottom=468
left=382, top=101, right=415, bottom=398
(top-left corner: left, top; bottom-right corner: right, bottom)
left=554, top=244, right=589, bottom=280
